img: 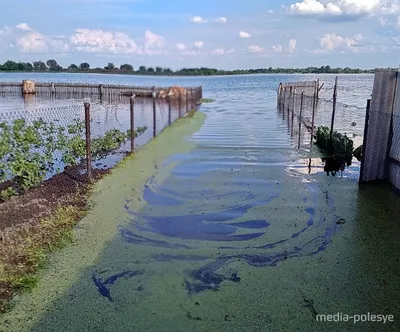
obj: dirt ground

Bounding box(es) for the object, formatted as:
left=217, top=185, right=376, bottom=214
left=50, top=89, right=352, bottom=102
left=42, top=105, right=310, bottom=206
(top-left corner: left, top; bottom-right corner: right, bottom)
left=0, top=166, right=109, bottom=312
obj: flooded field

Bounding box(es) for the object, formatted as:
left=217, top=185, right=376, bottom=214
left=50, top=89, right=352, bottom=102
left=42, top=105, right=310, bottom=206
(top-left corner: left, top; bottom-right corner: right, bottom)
left=2, top=73, right=399, bottom=332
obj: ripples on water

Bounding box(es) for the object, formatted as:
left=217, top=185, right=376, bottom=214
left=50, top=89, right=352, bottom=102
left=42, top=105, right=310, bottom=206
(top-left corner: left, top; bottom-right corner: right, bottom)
left=0, top=72, right=374, bottom=300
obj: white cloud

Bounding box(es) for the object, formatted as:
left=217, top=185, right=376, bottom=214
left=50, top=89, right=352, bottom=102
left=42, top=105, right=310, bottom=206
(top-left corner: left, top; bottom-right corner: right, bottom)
left=17, top=32, right=48, bottom=52
left=176, top=43, right=186, bottom=51
left=271, top=44, right=283, bottom=53
left=248, top=45, right=265, bottom=53
left=267, top=9, right=275, bottom=14
left=320, top=32, right=362, bottom=51
left=239, top=31, right=251, bottom=38
left=67, top=29, right=165, bottom=55
left=140, top=30, right=165, bottom=54
left=190, top=16, right=207, bottom=24
left=288, top=0, right=400, bottom=18
left=248, top=39, right=297, bottom=54
left=16, top=23, right=34, bottom=32
left=214, top=17, right=227, bottom=24
left=211, top=48, right=234, bottom=55
left=307, top=32, right=371, bottom=54
left=288, top=38, right=297, bottom=52
left=15, top=24, right=49, bottom=52
left=176, top=41, right=204, bottom=56
left=194, top=41, right=204, bottom=48
left=69, top=29, right=138, bottom=54
left=175, top=43, right=196, bottom=55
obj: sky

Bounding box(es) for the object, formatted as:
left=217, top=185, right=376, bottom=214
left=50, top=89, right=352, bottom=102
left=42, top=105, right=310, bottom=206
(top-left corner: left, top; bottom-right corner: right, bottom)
left=0, top=0, right=399, bottom=70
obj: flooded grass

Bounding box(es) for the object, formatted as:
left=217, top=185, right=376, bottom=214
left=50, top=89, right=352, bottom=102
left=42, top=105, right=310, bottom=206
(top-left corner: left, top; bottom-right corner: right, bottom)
left=199, top=98, right=215, bottom=103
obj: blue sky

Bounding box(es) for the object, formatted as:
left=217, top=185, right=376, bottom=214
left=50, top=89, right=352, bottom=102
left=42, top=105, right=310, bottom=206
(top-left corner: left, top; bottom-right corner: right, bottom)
left=0, top=0, right=399, bottom=70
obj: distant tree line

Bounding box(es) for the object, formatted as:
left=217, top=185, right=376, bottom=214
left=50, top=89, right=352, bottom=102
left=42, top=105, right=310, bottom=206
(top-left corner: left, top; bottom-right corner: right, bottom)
left=0, top=59, right=378, bottom=76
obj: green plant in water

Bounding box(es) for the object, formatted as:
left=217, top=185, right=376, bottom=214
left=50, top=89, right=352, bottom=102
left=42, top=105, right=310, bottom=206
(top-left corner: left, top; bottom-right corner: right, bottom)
left=314, top=126, right=355, bottom=176
left=353, top=145, right=362, bottom=161
left=200, top=98, right=215, bottom=103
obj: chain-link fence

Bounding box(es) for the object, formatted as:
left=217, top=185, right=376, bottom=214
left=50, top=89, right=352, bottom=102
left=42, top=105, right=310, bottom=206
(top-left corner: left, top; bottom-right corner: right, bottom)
left=0, top=90, right=201, bottom=200
left=277, top=77, right=369, bottom=180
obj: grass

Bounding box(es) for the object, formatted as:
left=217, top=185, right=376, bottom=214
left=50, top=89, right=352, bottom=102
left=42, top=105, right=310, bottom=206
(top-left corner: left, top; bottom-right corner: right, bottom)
left=200, top=98, right=215, bottom=103
left=0, top=198, right=89, bottom=313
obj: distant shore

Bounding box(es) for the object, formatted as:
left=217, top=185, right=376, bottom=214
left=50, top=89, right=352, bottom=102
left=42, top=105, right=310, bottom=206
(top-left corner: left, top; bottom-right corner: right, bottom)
left=0, top=69, right=377, bottom=77
left=0, top=60, right=380, bottom=77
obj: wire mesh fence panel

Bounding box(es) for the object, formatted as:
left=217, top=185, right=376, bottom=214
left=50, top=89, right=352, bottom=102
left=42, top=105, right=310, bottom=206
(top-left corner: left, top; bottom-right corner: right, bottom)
left=0, top=84, right=203, bottom=199
left=0, top=104, right=84, bottom=196
left=89, top=101, right=132, bottom=171
left=276, top=77, right=374, bottom=181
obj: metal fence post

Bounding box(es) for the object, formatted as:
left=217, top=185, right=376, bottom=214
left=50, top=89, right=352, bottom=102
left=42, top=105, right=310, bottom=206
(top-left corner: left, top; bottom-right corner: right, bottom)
left=83, top=98, right=92, bottom=179
left=298, top=92, right=304, bottom=149
left=288, top=86, right=292, bottom=113
left=292, top=88, right=296, bottom=114
left=329, top=76, right=338, bottom=153
left=282, top=87, right=286, bottom=113
left=167, top=96, right=172, bottom=126
left=291, top=91, right=295, bottom=129
left=359, top=99, right=371, bottom=183
left=152, top=87, right=156, bottom=137
left=130, top=95, right=135, bottom=153
left=310, top=91, right=317, bottom=148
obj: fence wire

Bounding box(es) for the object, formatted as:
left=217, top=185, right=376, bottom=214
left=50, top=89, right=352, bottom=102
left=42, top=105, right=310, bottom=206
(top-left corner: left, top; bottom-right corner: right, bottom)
left=277, top=78, right=369, bottom=180
left=0, top=91, right=200, bottom=197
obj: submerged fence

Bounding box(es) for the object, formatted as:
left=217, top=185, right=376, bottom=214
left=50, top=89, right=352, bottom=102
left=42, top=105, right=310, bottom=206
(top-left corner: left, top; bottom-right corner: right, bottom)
left=277, top=77, right=367, bottom=149
left=277, top=77, right=368, bottom=180
left=0, top=80, right=203, bottom=104
left=278, top=72, right=400, bottom=191
left=0, top=87, right=202, bottom=199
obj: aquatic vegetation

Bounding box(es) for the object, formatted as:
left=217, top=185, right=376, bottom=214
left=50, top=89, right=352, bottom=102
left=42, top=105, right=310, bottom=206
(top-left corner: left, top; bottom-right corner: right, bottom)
left=199, top=98, right=215, bottom=103
left=314, top=126, right=355, bottom=175
left=353, top=145, right=362, bottom=162
left=119, top=169, right=343, bottom=296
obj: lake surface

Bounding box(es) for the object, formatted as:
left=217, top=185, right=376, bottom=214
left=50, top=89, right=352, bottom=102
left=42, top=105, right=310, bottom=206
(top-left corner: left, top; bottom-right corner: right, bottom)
left=0, top=72, right=374, bottom=178
left=0, top=72, right=373, bottom=154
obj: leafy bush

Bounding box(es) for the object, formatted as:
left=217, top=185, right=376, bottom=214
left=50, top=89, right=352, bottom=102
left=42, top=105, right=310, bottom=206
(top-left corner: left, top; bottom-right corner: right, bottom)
left=314, top=126, right=354, bottom=166
left=0, top=119, right=70, bottom=192
left=0, top=118, right=147, bottom=197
